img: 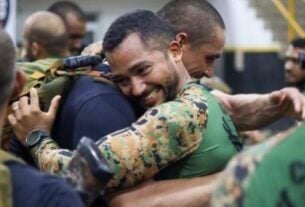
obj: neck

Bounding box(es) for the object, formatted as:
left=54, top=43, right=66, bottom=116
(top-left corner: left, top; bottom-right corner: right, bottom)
left=177, top=68, right=192, bottom=92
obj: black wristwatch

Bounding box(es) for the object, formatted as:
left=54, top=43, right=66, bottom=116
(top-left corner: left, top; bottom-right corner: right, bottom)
left=25, top=129, right=50, bottom=149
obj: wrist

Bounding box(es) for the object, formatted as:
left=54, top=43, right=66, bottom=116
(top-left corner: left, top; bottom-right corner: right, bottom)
left=25, top=129, right=50, bottom=150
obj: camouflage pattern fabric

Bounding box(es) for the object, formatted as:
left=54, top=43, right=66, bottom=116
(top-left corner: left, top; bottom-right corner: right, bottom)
left=155, top=81, right=241, bottom=180
left=212, top=125, right=305, bottom=207
left=30, top=82, right=237, bottom=192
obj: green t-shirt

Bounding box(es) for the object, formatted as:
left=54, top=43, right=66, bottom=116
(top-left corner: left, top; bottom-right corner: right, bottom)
left=156, top=82, right=241, bottom=179
left=213, top=124, right=305, bottom=207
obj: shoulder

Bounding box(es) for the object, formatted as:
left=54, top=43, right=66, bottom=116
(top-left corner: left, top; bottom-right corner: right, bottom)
left=65, top=76, right=135, bottom=115
left=67, top=76, right=126, bottom=104
left=134, top=84, right=208, bottom=132
left=212, top=139, right=272, bottom=206
left=212, top=126, right=305, bottom=206
left=7, top=163, right=84, bottom=207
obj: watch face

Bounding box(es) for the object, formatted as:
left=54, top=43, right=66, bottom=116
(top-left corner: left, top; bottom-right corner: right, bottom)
left=26, top=130, right=49, bottom=148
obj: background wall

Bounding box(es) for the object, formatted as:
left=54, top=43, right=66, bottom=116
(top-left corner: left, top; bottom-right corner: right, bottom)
left=16, top=0, right=169, bottom=43
left=16, top=0, right=279, bottom=46
left=16, top=0, right=286, bottom=95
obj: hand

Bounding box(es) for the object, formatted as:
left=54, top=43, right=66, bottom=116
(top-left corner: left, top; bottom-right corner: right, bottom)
left=81, top=41, right=103, bottom=56
left=270, top=87, right=305, bottom=121
left=8, top=88, right=61, bottom=145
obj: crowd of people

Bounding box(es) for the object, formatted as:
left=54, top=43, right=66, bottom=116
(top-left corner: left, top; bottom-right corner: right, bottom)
left=1, top=0, right=305, bottom=207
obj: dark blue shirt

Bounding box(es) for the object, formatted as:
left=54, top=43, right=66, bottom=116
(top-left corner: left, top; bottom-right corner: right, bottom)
left=52, top=75, right=137, bottom=149
left=7, top=162, right=84, bottom=207
left=11, top=74, right=138, bottom=157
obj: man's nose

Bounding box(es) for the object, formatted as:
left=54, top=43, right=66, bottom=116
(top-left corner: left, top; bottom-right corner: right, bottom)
left=285, top=60, right=293, bottom=71
left=204, top=66, right=214, bottom=77
left=131, top=78, right=146, bottom=97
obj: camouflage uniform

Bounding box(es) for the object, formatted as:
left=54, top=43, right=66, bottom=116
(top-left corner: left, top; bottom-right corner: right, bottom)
left=213, top=124, right=305, bottom=207
left=30, top=81, right=241, bottom=192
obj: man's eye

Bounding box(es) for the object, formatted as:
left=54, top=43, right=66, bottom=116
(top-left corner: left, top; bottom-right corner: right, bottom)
left=206, top=55, right=220, bottom=63
left=112, top=77, right=130, bottom=86
left=285, top=57, right=299, bottom=64
left=137, top=67, right=151, bottom=76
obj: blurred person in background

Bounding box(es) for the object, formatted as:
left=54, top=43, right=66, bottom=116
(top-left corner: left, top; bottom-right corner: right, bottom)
left=20, top=11, right=69, bottom=61
left=284, top=37, right=305, bottom=94
left=48, top=1, right=87, bottom=55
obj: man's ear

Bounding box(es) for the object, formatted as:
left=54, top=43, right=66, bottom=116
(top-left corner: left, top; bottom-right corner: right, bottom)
left=31, top=41, right=41, bottom=57
left=10, top=70, right=26, bottom=100
left=169, top=40, right=183, bottom=61
left=175, top=32, right=189, bottom=48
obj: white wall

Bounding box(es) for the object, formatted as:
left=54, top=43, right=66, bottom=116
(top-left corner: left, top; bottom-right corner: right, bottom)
left=16, top=0, right=277, bottom=47
left=16, top=0, right=169, bottom=43
left=211, top=0, right=276, bottom=47
left=2, top=0, right=16, bottom=42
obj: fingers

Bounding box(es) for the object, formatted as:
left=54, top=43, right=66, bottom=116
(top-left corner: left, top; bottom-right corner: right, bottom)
left=29, top=88, right=40, bottom=109
left=11, top=101, right=22, bottom=120
left=279, top=87, right=305, bottom=120
left=19, top=95, right=29, bottom=115
left=47, top=95, right=61, bottom=116
left=11, top=101, right=19, bottom=111
left=81, top=41, right=103, bottom=56
left=7, top=113, right=26, bottom=145
left=7, top=114, right=17, bottom=126
left=299, top=95, right=305, bottom=120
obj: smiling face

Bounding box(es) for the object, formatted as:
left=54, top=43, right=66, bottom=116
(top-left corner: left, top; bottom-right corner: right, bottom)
left=181, top=26, right=225, bottom=78
left=284, top=45, right=305, bottom=85
left=106, top=33, right=188, bottom=108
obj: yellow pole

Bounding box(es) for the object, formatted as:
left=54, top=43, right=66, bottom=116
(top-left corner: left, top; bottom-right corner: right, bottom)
left=288, top=0, right=296, bottom=42
left=272, top=0, right=305, bottom=37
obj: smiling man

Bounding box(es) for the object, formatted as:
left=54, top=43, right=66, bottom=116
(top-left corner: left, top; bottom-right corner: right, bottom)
left=108, top=34, right=184, bottom=109
left=9, top=10, right=241, bottom=193
left=157, top=0, right=225, bottom=79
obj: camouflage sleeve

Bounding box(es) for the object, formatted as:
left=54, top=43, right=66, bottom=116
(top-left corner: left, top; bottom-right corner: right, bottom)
left=212, top=138, right=276, bottom=207
left=30, top=138, right=74, bottom=175
left=98, top=98, right=208, bottom=191
left=30, top=96, right=208, bottom=191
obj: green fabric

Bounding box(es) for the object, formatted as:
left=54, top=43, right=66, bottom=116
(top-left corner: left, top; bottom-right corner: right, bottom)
left=156, top=83, right=242, bottom=179
left=0, top=150, right=24, bottom=207
left=18, top=58, right=59, bottom=92
left=212, top=125, right=305, bottom=207
left=17, top=58, right=73, bottom=111
left=243, top=125, right=305, bottom=207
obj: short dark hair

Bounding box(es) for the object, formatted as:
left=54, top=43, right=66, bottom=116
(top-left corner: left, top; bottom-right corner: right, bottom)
left=0, top=30, right=16, bottom=105
left=157, top=0, right=225, bottom=49
left=291, top=37, right=305, bottom=49
left=48, top=0, right=86, bottom=23
left=28, top=26, right=68, bottom=57
left=103, top=10, right=175, bottom=53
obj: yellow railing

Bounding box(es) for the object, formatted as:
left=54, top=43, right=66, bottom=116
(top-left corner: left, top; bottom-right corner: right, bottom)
left=271, top=0, right=305, bottom=41
left=287, top=0, right=296, bottom=40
